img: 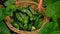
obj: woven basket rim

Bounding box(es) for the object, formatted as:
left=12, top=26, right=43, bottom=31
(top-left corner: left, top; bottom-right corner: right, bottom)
left=4, top=1, right=49, bottom=34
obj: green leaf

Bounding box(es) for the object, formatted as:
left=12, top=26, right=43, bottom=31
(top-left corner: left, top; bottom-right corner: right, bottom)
left=46, top=1, right=60, bottom=18
left=50, top=31, right=60, bottom=34
left=0, top=21, right=11, bottom=34
left=46, top=4, right=56, bottom=17
left=43, top=0, right=60, bottom=7
left=0, top=7, right=5, bottom=21
left=0, top=8, right=3, bottom=21
left=4, top=5, right=16, bottom=16
left=38, top=22, right=58, bottom=34
left=4, top=0, right=16, bottom=7
left=52, top=15, right=58, bottom=22
left=7, top=5, right=17, bottom=11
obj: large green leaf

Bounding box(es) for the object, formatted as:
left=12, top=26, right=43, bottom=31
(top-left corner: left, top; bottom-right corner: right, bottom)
left=38, top=22, right=58, bottom=34
left=50, top=31, right=60, bottom=34
left=52, top=15, right=58, bottom=22
left=4, top=0, right=16, bottom=7
left=0, top=7, right=5, bottom=21
left=0, top=8, right=3, bottom=21
left=0, top=21, right=11, bottom=34
left=46, top=1, right=60, bottom=18
left=3, top=5, right=16, bottom=16
left=0, top=7, right=15, bottom=21
left=43, top=0, right=60, bottom=7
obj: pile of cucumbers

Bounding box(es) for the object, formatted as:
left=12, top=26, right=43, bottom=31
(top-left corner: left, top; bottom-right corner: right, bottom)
left=10, top=6, right=43, bottom=31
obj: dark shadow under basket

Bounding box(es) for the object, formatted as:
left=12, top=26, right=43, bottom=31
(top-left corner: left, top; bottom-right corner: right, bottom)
left=4, top=1, right=49, bottom=34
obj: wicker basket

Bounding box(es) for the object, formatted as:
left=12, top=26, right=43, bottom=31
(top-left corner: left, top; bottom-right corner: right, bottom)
left=0, top=4, right=4, bottom=8
left=4, top=1, right=49, bottom=34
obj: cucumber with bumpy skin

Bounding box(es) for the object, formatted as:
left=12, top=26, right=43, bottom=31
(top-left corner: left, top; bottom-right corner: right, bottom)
left=19, top=12, right=26, bottom=19
left=26, top=9, right=33, bottom=17
left=36, top=19, right=43, bottom=29
left=24, top=24, right=28, bottom=30
left=28, top=22, right=33, bottom=31
left=34, top=13, right=42, bottom=28
left=16, top=13, right=23, bottom=22
left=30, top=17, right=34, bottom=21
left=18, top=7, right=26, bottom=13
left=14, top=16, right=25, bottom=30
left=19, top=13, right=29, bottom=24
left=28, top=6, right=37, bottom=15
left=13, top=21, right=19, bottom=29
left=31, top=26, right=36, bottom=31
left=23, top=17, right=28, bottom=24
left=10, top=18, right=19, bottom=30
left=33, top=15, right=37, bottom=20
left=10, top=19, right=14, bottom=23
left=33, top=12, right=42, bottom=20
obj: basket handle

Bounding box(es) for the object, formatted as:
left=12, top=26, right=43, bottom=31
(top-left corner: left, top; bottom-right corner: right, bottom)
left=38, top=0, right=43, bottom=11
left=38, top=0, right=50, bottom=25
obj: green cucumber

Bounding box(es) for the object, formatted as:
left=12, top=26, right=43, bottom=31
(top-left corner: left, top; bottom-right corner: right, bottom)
left=34, top=15, right=42, bottom=28
left=23, top=17, right=28, bottom=24
left=33, top=12, right=42, bottom=20
left=10, top=12, right=13, bottom=17
left=33, top=15, right=37, bottom=20
left=16, top=21, right=25, bottom=30
left=26, top=9, right=33, bottom=17
left=34, top=19, right=40, bottom=29
left=14, top=17, right=25, bottom=30
left=24, top=24, right=28, bottom=30
left=31, top=26, right=36, bottom=31
left=36, top=19, right=43, bottom=29
left=18, top=7, right=26, bottom=13
left=30, top=17, right=33, bottom=21
left=28, top=6, right=37, bottom=14
left=19, top=12, right=26, bottom=19
left=10, top=18, right=19, bottom=30
left=19, top=13, right=29, bottom=24
left=16, top=13, right=23, bottom=22
left=10, top=19, right=14, bottom=23
left=13, top=21, right=19, bottom=29
left=28, top=22, right=33, bottom=31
